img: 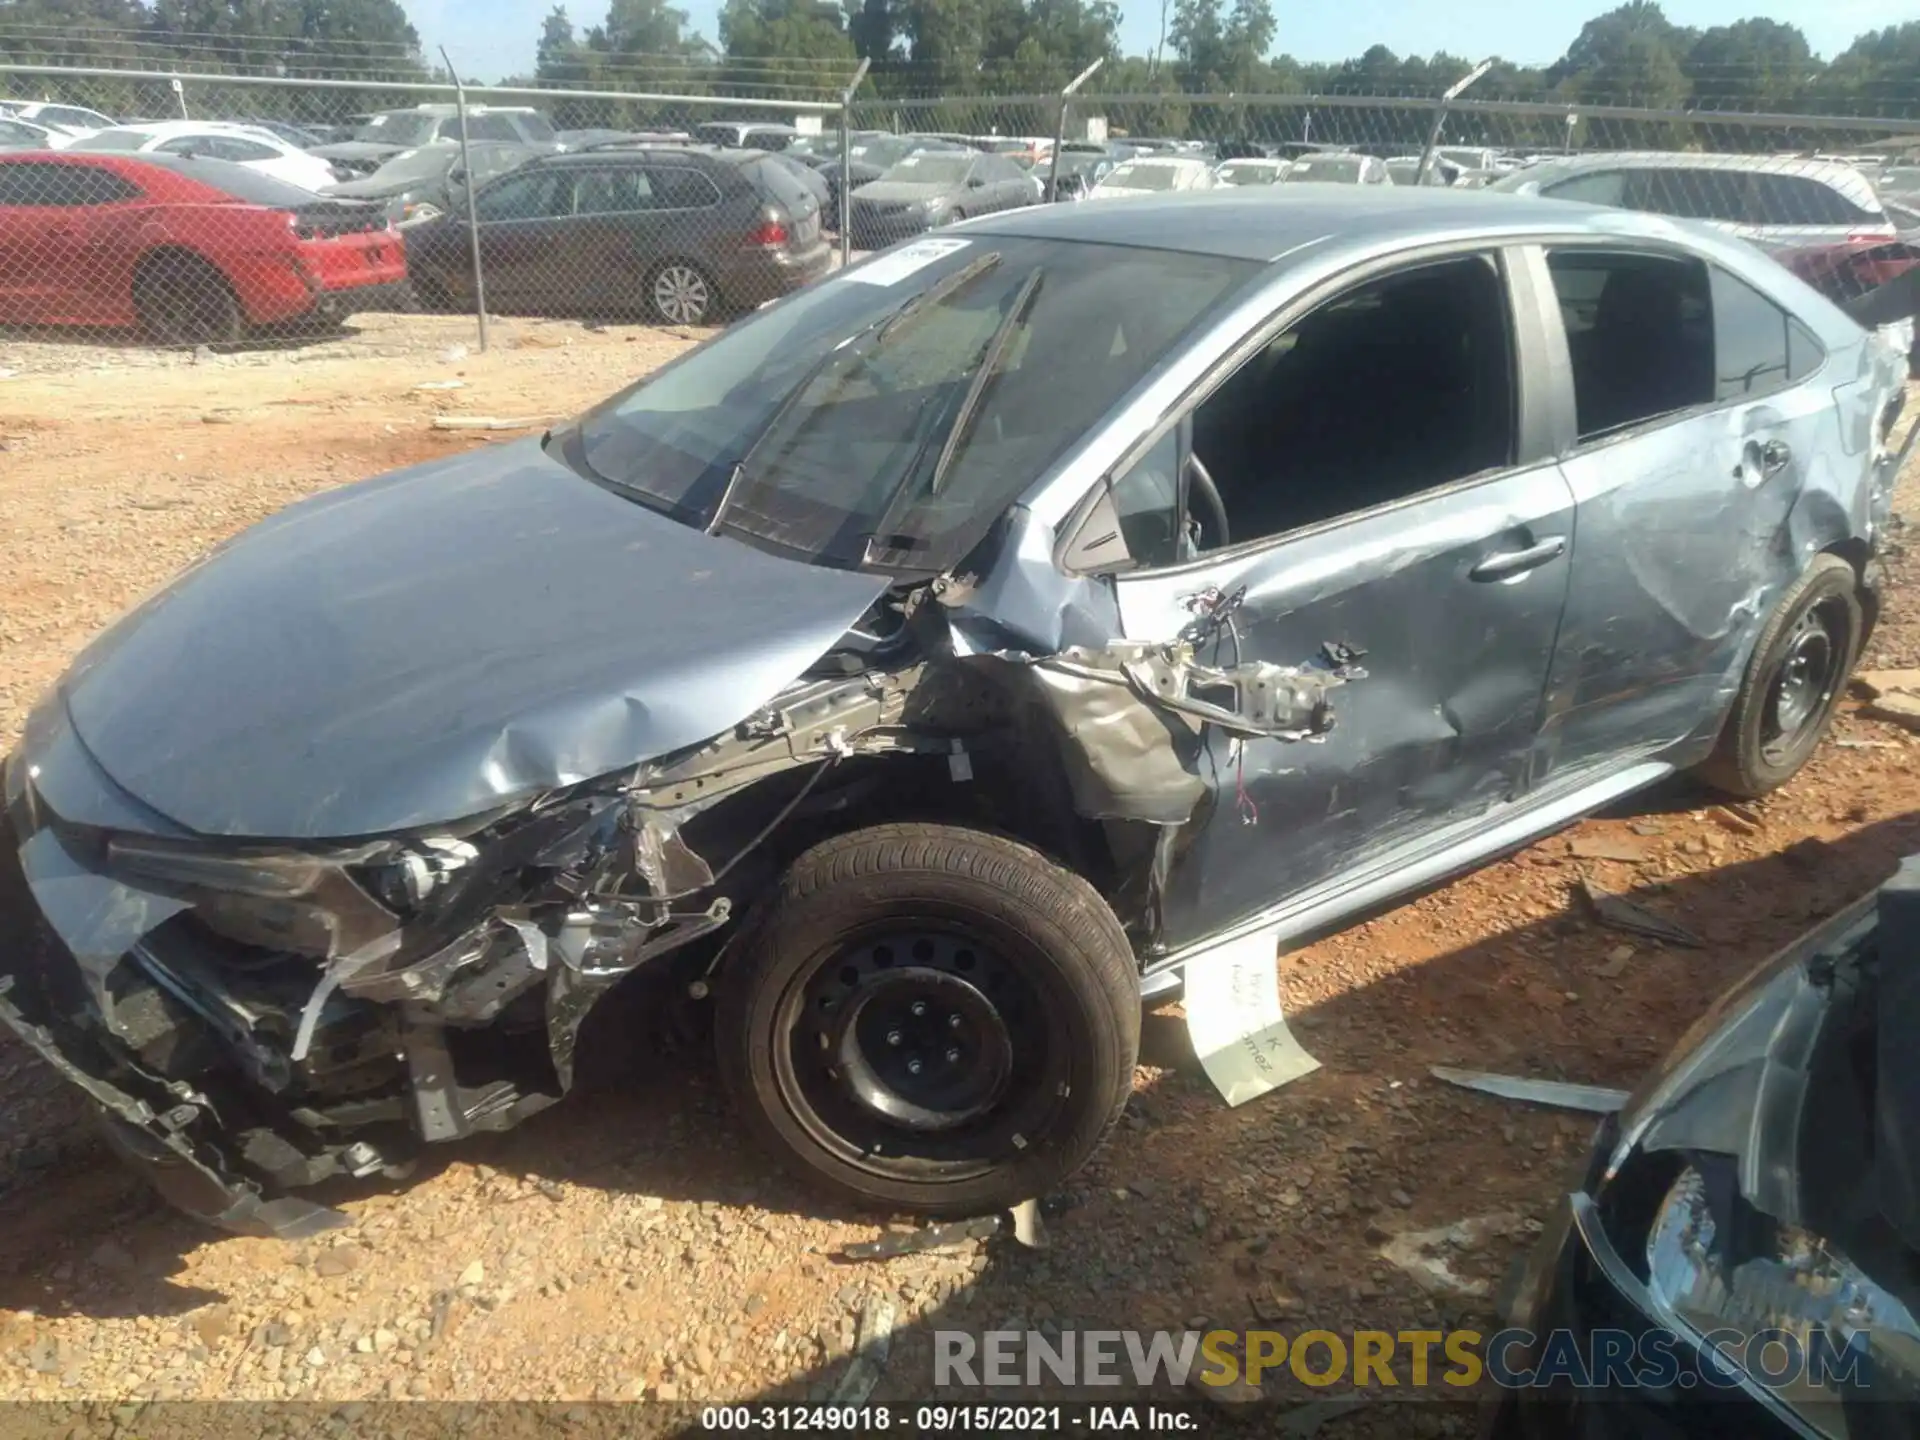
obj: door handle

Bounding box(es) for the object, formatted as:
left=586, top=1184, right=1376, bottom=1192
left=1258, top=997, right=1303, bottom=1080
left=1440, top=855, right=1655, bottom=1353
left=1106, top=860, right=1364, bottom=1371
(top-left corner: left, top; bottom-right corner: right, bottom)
left=1470, top=536, right=1567, bottom=582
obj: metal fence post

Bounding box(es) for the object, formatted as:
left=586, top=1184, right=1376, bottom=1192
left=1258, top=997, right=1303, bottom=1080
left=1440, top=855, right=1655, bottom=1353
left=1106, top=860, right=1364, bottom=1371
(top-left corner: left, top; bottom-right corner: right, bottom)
left=1416, top=59, right=1493, bottom=185
left=839, top=58, right=870, bottom=268
left=1048, top=59, right=1103, bottom=203
left=440, top=47, right=489, bottom=354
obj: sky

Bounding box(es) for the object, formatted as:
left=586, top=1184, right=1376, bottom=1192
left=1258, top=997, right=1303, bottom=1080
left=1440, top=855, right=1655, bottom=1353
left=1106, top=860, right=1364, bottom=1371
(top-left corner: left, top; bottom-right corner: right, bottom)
left=409, top=0, right=1916, bottom=89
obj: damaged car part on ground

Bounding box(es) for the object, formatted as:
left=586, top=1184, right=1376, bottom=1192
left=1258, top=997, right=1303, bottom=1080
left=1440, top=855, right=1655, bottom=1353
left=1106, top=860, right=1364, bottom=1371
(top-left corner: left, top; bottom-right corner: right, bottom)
left=2, top=189, right=1915, bottom=1236
left=1487, top=859, right=1920, bottom=1440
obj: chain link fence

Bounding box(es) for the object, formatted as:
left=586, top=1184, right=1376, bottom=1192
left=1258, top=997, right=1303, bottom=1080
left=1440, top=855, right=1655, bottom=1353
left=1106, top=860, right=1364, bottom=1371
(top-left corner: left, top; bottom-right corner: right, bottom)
left=1, top=57, right=1917, bottom=359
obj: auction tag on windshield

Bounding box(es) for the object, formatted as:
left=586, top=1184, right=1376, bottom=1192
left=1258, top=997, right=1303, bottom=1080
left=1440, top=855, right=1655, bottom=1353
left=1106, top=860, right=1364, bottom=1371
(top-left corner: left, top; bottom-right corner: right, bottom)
left=847, top=237, right=971, bottom=286
left=1184, top=929, right=1320, bottom=1107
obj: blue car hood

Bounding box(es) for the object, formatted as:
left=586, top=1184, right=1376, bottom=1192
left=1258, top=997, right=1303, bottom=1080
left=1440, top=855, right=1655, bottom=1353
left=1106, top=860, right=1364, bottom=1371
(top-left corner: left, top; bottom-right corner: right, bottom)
left=58, top=440, right=889, bottom=840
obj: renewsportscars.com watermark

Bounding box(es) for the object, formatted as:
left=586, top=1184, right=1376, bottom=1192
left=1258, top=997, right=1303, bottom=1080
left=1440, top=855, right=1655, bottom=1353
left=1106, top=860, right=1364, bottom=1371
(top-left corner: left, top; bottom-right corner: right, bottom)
left=933, top=1327, right=1873, bottom=1391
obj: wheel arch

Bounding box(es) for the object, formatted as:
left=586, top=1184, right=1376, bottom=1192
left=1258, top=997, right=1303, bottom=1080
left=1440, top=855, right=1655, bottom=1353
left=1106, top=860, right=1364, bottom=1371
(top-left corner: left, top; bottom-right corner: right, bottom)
left=131, top=244, right=254, bottom=325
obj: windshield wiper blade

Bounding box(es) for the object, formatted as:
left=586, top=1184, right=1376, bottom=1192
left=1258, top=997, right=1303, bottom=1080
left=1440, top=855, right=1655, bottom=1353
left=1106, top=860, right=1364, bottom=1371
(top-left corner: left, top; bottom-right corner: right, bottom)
left=926, top=268, right=1043, bottom=497
left=861, top=269, right=1045, bottom=565
left=706, top=250, right=1004, bottom=536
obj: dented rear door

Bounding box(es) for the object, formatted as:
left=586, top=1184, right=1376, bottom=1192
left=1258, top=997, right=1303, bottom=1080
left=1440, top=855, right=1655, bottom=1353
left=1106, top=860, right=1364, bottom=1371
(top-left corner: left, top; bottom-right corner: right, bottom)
left=1113, top=462, right=1575, bottom=949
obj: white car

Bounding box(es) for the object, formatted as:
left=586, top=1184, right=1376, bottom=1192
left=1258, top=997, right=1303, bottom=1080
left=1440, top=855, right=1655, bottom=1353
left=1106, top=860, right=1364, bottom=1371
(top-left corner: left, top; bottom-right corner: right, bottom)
left=0, top=99, right=117, bottom=139
left=1284, top=153, right=1393, bottom=186
left=1089, top=156, right=1216, bottom=199
left=1214, top=157, right=1290, bottom=187
left=1492, top=152, right=1897, bottom=251
left=0, top=114, right=72, bottom=150
left=67, top=121, right=338, bottom=192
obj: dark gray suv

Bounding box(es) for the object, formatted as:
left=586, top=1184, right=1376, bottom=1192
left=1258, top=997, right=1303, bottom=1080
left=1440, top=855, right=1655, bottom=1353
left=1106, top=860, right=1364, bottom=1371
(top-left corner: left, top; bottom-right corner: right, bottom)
left=404, top=145, right=832, bottom=326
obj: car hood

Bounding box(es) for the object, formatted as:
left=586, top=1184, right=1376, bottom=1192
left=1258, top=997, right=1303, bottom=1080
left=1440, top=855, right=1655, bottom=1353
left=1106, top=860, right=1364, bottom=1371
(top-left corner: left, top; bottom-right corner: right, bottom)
left=310, top=140, right=409, bottom=163
left=322, top=174, right=429, bottom=201
left=852, top=181, right=953, bottom=206
left=58, top=441, right=891, bottom=841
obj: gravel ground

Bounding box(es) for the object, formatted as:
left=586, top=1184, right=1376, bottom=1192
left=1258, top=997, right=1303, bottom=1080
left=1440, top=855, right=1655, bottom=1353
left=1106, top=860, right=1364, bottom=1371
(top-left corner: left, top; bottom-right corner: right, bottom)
left=2, top=315, right=1919, bottom=1433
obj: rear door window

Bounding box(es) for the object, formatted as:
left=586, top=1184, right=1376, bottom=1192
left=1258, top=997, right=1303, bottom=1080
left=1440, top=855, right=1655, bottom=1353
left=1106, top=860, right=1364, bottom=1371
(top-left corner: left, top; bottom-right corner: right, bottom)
left=1709, top=266, right=1824, bottom=399
left=1626, top=167, right=1749, bottom=221
left=1744, top=173, right=1876, bottom=227
left=649, top=166, right=721, bottom=209
left=570, top=167, right=653, bottom=216
left=1546, top=250, right=1714, bottom=439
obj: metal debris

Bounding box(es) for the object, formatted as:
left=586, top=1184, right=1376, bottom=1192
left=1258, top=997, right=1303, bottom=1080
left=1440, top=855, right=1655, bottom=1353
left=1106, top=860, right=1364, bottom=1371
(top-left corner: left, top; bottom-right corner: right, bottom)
left=840, top=1215, right=1002, bottom=1261
left=430, top=415, right=549, bottom=431
left=1567, top=834, right=1648, bottom=863
left=827, top=1297, right=896, bottom=1406
left=1010, top=1197, right=1050, bottom=1250
left=1430, top=1065, right=1630, bottom=1114
left=1277, top=1392, right=1376, bottom=1437
left=1376, top=1212, right=1524, bottom=1297
left=1579, top=876, right=1704, bottom=948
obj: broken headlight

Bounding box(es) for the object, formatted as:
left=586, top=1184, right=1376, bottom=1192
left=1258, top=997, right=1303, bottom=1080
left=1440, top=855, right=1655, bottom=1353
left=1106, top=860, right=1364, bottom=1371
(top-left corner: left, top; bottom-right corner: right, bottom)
left=105, top=834, right=398, bottom=958
left=358, top=837, right=479, bottom=913
left=1644, top=1161, right=1920, bottom=1423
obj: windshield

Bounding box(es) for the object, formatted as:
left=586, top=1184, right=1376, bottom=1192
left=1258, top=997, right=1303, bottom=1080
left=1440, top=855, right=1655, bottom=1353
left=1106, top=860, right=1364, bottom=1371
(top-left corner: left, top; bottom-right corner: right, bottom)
left=353, top=113, right=441, bottom=146
left=880, top=153, right=972, bottom=186
left=1218, top=162, right=1278, bottom=186
left=1104, top=162, right=1184, bottom=191
left=1286, top=157, right=1366, bottom=183
left=562, top=236, right=1256, bottom=574
left=850, top=137, right=926, bottom=169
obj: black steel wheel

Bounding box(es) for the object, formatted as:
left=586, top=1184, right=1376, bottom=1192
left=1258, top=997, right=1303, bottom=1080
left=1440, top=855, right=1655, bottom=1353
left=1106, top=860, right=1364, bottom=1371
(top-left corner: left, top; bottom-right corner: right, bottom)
left=1699, top=553, right=1862, bottom=798
left=718, top=823, right=1139, bottom=1214
left=133, top=252, right=244, bottom=347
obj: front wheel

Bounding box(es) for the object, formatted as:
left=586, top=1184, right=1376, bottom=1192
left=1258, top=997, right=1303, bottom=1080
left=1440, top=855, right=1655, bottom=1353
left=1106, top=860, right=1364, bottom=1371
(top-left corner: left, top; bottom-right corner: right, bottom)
left=716, top=823, right=1140, bottom=1215
left=1698, top=552, right=1862, bottom=798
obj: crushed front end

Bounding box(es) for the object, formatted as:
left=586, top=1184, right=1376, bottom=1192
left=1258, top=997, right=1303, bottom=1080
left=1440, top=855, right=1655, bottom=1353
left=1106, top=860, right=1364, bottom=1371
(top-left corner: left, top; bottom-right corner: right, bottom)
left=0, top=692, right=722, bottom=1237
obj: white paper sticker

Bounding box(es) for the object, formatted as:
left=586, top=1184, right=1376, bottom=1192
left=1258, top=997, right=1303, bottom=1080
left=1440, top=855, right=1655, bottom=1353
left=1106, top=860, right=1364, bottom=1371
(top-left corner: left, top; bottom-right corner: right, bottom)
left=1184, top=930, right=1320, bottom=1107
left=846, top=237, right=972, bottom=287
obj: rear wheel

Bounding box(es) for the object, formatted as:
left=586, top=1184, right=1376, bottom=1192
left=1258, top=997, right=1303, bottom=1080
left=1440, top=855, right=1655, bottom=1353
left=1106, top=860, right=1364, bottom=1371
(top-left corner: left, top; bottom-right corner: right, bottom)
left=717, top=823, right=1140, bottom=1215
left=133, top=253, right=244, bottom=347
left=410, top=271, right=458, bottom=313
left=646, top=260, right=716, bottom=326
left=1698, top=553, right=1862, bottom=798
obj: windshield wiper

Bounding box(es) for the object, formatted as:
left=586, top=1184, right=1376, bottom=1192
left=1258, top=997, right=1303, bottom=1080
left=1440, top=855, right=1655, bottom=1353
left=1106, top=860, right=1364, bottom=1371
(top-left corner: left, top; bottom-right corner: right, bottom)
left=705, top=250, right=1005, bottom=536
left=927, top=269, right=1043, bottom=496
left=861, top=268, right=1045, bottom=564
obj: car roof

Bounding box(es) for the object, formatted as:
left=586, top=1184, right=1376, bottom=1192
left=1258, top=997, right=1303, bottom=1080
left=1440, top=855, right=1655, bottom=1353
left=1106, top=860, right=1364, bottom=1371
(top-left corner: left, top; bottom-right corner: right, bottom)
left=535, top=144, right=773, bottom=175
left=961, top=185, right=1713, bottom=262
left=1503, top=150, right=1882, bottom=207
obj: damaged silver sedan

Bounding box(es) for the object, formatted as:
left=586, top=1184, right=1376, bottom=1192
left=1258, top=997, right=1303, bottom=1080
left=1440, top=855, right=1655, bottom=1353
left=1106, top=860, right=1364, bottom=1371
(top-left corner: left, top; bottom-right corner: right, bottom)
left=3, top=190, right=1913, bottom=1237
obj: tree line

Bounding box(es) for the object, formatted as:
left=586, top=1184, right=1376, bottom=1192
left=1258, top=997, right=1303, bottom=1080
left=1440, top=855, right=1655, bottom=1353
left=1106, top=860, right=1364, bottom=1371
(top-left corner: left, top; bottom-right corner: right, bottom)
left=2, top=0, right=1918, bottom=124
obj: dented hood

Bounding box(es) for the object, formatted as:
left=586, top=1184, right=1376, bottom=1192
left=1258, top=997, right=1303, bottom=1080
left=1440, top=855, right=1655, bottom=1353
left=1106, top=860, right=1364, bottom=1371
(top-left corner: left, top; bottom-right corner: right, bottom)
left=59, top=440, right=890, bottom=840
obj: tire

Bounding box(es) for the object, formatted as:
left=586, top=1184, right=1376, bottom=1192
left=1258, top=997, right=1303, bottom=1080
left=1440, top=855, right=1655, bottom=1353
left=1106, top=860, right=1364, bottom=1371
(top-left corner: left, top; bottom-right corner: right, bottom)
left=411, top=271, right=458, bottom=313
left=1697, top=553, right=1862, bottom=798
left=133, top=252, right=245, bottom=347
left=646, top=260, right=717, bottom=326
left=716, top=823, right=1140, bottom=1215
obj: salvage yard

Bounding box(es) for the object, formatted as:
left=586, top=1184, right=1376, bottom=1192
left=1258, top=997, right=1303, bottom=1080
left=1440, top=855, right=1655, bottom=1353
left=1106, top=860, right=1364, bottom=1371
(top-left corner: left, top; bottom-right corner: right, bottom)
left=3, top=316, right=1920, bottom=1430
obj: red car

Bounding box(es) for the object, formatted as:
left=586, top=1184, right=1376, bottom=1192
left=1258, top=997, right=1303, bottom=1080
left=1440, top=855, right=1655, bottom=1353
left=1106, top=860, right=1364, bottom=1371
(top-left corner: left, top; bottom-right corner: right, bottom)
left=0, top=150, right=407, bottom=344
